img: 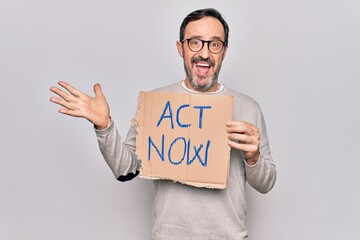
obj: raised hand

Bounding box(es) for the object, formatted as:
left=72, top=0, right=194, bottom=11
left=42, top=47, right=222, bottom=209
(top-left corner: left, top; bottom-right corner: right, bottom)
left=50, top=81, right=111, bottom=130
left=226, top=120, right=260, bottom=165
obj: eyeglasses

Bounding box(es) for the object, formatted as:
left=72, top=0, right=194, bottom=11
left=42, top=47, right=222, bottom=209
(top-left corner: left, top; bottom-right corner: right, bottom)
left=183, top=38, right=225, bottom=54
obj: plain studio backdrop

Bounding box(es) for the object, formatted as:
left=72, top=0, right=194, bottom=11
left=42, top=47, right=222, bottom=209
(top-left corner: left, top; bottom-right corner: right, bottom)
left=1, top=0, right=359, bottom=239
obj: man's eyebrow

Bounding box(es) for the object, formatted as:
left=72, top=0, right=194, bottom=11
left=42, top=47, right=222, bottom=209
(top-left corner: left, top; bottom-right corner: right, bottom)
left=187, top=35, right=224, bottom=41
left=186, top=35, right=202, bottom=39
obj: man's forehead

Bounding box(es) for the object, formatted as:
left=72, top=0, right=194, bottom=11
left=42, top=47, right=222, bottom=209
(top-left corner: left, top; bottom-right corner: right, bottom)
left=184, top=16, right=225, bottom=40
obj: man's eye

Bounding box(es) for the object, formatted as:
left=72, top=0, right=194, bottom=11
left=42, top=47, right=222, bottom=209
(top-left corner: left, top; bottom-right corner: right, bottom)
left=211, top=42, right=220, bottom=48
left=190, top=40, right=201, bottom=46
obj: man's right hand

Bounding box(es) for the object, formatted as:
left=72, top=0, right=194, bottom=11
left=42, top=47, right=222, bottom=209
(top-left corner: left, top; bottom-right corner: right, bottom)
left=50, top=81, right=111, bottom=130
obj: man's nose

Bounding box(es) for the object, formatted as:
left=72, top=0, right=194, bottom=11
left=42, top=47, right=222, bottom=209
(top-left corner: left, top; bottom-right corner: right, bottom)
left=198, top=43, right=210, bottom=59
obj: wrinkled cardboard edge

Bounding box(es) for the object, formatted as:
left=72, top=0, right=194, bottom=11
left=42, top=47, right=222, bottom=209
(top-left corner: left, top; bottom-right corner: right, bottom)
left=131, top=92, right=144, bottom=165
left=139, top=175, right=226, bottom=189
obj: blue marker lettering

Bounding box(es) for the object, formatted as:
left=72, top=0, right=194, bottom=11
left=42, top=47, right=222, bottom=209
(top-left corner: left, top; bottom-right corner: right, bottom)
left=193, top=106, right=212, bottom=129
left=168, top=137, right=187, bottom=165
left=148, top=135, right=165, bottom=161
left=187, top=139, right=211, bottom=167
left=156, top=101, right=174, bottom=129
left=176, top=104, right=191, bottom=128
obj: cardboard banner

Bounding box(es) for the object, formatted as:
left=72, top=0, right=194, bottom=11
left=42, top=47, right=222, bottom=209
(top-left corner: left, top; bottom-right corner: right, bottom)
left=134, top=92, right=233, bottom=189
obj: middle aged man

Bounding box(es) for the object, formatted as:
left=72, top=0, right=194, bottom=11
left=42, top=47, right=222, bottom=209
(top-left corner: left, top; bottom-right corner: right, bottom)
left=50, top=8, right=277, bottom=240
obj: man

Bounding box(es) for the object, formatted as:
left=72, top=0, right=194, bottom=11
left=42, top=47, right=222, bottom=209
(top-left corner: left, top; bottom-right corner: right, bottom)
left=50, top=8, right=276, bottom=240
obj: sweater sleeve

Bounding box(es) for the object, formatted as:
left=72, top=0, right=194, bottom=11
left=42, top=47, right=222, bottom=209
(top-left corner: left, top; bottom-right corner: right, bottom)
left=95, top=119, right=140, bottom=182
left=245, top=107, right=277, bottom=193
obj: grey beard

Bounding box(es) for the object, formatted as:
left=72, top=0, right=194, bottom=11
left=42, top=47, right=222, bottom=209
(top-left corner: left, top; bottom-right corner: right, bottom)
left=183, top=62, right=220, bottom=92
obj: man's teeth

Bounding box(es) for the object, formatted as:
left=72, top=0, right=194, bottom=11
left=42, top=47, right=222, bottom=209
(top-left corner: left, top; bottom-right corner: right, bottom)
left=196, top=63, right=210, bottom=67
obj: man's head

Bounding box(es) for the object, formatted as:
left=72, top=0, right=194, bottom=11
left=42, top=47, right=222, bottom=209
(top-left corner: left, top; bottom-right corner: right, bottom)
left=177, top=8, right=229, bottom=92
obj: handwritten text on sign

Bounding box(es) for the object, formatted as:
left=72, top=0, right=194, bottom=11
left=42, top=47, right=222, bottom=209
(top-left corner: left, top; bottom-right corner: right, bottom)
left=135, top=92, right=233, bottom=188
left=149, top=101, right=212, bottom=167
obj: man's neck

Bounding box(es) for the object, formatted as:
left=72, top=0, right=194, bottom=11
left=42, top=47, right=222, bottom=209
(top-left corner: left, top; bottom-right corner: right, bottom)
left=184, top=79, right=221, bottom=93
left=182, top=80, right=224, bottom=94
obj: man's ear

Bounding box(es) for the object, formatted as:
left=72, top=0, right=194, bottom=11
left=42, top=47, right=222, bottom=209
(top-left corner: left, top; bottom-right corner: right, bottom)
left=176, top=40, right=184, bottom=58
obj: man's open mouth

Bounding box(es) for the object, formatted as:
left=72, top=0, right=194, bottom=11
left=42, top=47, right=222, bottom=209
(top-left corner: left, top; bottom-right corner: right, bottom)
left=195, top=62, right=211, bottom=76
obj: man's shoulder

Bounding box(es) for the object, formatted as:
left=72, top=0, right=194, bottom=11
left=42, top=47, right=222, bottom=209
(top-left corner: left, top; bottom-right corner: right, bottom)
left=151, top=82, right=181, bottom=93
left=224, top=86, right=260, bottom=108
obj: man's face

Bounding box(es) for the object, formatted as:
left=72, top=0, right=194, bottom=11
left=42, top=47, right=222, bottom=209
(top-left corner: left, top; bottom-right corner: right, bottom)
left=177, top=17, right=227, bottom=92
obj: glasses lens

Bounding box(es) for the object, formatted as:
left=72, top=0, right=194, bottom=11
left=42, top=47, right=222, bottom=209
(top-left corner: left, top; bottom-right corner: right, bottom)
left=188, top=39, right=203, bottom=52
left=209, top=40, right=223, bottom=54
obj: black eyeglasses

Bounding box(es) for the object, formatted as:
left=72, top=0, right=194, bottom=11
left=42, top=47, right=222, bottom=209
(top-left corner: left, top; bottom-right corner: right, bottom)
left=182, top=38, right=225, bottom=54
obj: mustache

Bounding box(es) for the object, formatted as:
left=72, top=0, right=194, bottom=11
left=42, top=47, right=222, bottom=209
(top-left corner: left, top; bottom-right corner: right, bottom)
left=191, top=56, right=215, bottom=67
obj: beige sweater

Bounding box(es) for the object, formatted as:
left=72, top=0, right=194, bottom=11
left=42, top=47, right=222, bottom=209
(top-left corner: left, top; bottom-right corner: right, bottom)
left=95, top=82, right=277, bottom=240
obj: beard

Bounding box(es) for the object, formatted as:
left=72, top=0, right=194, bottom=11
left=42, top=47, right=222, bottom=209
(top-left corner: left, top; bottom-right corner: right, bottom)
left=183, top=55, right=222, bottom=92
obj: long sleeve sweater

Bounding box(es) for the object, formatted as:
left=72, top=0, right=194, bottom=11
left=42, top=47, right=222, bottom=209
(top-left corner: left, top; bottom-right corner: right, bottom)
left=95, top=81, right=276, bottom=240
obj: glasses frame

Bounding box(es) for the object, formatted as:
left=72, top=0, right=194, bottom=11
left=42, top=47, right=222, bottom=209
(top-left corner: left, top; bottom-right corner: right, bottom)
left=182, top=38, right=225, bottom=54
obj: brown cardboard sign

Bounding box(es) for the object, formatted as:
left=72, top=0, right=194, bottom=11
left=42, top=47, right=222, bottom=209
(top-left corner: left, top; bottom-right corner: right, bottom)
left=134, top=92, right=233, bottom=189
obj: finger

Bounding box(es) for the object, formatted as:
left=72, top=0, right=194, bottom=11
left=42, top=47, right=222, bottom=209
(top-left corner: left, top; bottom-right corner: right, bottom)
left=227, top=140, right=259, bottom=153
left=226, top=124, right=259, bottom=136
left=228, top=132, right=256, bottom=144
left=58, top=108, right=82, bottom=117
left=58, top=81, right=82, bottom=98
left=50, top=96, right=64, bottom=105
left=226, top=120, right=245, bottom=127
left=93, top=83, right=105, bottom=99
left=226, top=120, right=258, bottom=129
left=50, top=86, right=76, bottom=102
left=50, top=97, right=77, bottom=111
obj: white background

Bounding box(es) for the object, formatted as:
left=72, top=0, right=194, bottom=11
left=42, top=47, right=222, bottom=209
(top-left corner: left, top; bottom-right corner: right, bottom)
left=1, top=0, right=359, bottom=239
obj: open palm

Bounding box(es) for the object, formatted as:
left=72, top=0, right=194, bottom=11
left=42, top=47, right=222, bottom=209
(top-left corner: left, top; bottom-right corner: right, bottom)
left=50, top=81, right=111, bottom=129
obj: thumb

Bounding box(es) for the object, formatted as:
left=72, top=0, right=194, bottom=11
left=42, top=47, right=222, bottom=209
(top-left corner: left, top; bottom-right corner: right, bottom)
left=93, top=83, right=105, bottom=98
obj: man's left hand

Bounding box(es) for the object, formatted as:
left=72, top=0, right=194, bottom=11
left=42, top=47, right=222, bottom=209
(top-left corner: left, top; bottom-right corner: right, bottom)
left=226, top=120, right=260, bottom=165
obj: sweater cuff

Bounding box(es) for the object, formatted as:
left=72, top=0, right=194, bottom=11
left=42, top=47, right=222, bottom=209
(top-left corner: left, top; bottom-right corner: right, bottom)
left=94, top=118, right=114, bottom=136
left=244, top=152, right=262, bottom=169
